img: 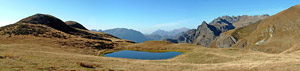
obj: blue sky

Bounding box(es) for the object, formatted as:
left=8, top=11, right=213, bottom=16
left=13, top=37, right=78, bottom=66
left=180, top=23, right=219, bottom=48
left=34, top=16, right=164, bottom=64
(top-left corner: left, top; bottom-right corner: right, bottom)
left=0, top=0, right=299, bottom=34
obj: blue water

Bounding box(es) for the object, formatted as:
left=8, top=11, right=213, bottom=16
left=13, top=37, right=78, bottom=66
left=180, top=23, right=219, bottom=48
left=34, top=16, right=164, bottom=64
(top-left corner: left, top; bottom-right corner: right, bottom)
left=104, top=50, right=182, bottom=60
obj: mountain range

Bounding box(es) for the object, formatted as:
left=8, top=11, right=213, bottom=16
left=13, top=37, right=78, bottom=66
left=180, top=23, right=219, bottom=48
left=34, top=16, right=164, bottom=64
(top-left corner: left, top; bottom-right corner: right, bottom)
left=91, top=28, right=190, bottom=43
left=99, top=28, right=149, bottom=43
left=150, top=27, right=190, bottom=36
left=92, top=15, right=269, bottom=44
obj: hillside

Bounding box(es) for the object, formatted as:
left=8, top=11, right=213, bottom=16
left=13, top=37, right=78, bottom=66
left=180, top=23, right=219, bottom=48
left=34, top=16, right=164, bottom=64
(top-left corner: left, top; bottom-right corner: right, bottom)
left=212, top=5, right=300, bottom=53
left=167, top=14, right=269, bottom=47
left=0, top=14, right=134, bottom=51
left=65, top=21, right=88, bottom=30
left=16, top=14, right=77, bottom=33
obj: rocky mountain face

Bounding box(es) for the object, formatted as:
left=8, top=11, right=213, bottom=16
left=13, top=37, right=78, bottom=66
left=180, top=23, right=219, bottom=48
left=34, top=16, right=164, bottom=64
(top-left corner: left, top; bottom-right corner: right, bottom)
left=211, top=5, right=300, bottom=53
left=167, top=14, right=269, bottom=47
left=174, top=21, right=220, bottom=46
left=210, top=30, right=237, bottom=48
left=99, top=28, right=149, bottom=43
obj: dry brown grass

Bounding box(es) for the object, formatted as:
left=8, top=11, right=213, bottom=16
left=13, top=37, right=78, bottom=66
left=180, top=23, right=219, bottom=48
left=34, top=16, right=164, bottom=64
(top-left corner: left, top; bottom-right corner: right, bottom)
left=1, top=36, right=300, bottom=71
left=4, top=53, right=17, bottom=59
left=233, top=5, right=300, bottom=53
left=231, top=20, right=261, bottom=40
left=0, top=23, right=136, bottom=55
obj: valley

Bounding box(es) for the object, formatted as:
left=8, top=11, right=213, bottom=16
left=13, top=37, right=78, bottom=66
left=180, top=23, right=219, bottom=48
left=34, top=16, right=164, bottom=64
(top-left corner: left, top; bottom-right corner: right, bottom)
left=0, top=2, right=300, bottom=71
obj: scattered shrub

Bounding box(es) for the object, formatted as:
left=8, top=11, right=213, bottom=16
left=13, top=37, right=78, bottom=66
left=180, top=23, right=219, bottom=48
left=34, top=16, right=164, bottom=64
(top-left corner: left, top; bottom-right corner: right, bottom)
left=0, top=56, right=4, bottom=59
left=77, top=62, right=98, bottom=68
left=4, top=53, right=17, bottom=59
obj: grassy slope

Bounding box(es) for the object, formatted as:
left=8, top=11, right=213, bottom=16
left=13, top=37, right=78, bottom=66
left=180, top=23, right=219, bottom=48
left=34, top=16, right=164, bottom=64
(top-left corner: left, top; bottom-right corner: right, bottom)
left=231, top=20, right=261, bottom=40
left=211, top=5, right=300, bottom=53
left=0, top=23, right=136, bottom=51
left=1, top=36, right=300, bottom=71
left=231, top=5, right=300, bottom=53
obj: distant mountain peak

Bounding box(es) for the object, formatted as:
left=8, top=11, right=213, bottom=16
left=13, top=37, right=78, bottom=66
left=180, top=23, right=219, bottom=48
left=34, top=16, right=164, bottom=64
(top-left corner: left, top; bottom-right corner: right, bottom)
left=178, top=27, right=189, bottom=30
left=198, top=21, right=209, bottom=29
left=151, top=28, right=190, bottom=37
left=155, top=29, right=167, bottom=32
left=202, top=21, right=208, bottom=25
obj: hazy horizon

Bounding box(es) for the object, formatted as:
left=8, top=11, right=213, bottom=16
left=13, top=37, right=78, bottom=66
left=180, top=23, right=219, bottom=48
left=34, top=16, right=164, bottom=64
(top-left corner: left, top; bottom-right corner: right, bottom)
left=0, top=0, right=299, bottom=34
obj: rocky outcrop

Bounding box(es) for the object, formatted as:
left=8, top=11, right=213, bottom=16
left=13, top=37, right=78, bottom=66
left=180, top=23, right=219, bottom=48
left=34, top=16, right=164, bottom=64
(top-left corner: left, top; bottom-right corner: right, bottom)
left=210, top=30, right=237, bottom=48
left=173, top=21, right=220, bottom=47
left=193, top=21, right=220, bottom=46
left=65, top=21, right=88, bottom=30
left=176, top=29, right=196, bottom=43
